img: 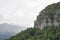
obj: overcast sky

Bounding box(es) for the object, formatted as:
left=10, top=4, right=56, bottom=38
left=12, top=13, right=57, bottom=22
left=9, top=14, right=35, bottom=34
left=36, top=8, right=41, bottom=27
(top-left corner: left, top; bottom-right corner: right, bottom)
left=0, top=0, right=60, bottom=27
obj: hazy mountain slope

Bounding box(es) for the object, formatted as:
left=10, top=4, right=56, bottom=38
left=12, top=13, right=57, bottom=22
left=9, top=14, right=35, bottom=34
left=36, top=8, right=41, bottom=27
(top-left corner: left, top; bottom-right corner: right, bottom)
left=0, top=23, right=26, bottom=40
left=0, top=23, right=25, bottom=33
left=0, top=33, right=14, bottom=40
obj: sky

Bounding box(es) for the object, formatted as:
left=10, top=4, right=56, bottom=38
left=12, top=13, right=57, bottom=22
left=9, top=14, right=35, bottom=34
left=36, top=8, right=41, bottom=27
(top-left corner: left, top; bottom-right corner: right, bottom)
left=0, top=0, right=60, bottom=28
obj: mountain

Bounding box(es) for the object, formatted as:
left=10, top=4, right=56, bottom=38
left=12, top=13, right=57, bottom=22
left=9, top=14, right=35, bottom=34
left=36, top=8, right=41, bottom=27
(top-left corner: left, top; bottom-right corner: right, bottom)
left=0, top=32, right=14, bottom=40
left=0, top=23, right=26, bottom=40
left=0, top=23, right=26, bottom=33
left=34, top=2, right=60, bottom=29
left=8, top=2, right=60, bottom=40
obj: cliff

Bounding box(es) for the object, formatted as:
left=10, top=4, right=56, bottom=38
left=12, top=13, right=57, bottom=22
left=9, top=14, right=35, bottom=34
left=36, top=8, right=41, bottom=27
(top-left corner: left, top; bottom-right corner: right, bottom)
left=34, top=2, right=60, bottom=29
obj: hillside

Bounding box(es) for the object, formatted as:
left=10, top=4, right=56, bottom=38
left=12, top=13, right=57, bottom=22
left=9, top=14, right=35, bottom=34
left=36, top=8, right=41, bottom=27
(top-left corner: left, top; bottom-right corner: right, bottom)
left=8, top=2, right=60, bottom=40
left=8, top=26, right=60, bottom=40
left=0, top=32, right=14, bottom=40
left=0, top=23, right=25, bottom=33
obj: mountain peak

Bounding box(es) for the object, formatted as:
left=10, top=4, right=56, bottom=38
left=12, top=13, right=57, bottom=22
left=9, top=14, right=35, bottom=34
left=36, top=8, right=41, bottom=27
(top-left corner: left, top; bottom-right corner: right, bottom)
left=34, top=2, right=60, bottom=29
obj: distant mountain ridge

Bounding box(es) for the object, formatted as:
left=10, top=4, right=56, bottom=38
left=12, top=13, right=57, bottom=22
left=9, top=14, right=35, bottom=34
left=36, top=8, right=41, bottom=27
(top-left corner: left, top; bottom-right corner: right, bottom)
left=0, top=23, right=26, bottom=40
left=0, top=32, right=14, bottom=40
left=0, top=23, right=25, bottom=33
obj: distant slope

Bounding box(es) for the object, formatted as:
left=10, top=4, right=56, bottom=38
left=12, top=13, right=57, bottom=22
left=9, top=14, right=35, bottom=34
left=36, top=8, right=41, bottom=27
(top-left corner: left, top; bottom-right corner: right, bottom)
left=0, top=23, right=26, bottom=40
left=0, top=23, right=25, bottom=33
left=0, top=32, right=14, bottom=40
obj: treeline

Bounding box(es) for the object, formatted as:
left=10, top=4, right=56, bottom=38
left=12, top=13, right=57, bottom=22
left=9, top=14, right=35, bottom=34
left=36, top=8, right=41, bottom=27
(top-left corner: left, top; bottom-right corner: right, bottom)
left=7, top=25, right=60, bottom=40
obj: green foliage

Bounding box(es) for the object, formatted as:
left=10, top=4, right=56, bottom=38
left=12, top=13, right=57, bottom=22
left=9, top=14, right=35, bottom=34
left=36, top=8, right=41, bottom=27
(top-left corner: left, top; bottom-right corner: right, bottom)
left=37, top=14, right=45, bottom=21
left=8, top=25, right=60, bottom=40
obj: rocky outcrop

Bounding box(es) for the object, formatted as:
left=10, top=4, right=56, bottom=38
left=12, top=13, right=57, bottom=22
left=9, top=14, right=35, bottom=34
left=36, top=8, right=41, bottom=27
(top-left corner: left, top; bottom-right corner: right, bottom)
left=34, top=2, right=60, bottom=29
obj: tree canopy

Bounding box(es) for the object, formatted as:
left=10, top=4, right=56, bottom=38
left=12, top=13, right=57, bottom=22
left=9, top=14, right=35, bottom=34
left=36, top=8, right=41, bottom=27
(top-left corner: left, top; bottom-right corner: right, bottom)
left=8, top=25, right=60, bottom=40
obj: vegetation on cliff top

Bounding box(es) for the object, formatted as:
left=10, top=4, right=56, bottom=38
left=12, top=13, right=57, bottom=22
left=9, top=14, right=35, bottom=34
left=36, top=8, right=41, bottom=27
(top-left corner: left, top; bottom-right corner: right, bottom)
left=36, top=2, right=60, bottom=27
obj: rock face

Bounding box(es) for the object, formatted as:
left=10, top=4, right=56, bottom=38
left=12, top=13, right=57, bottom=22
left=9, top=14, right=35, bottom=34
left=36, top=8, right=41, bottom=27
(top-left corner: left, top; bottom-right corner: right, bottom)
left=34, top=2, right=60, bottom=29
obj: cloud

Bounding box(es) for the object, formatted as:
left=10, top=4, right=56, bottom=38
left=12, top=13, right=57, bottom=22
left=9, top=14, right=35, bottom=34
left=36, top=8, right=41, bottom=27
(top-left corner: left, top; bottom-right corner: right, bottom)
left=0, top=0, right=60, bottom=28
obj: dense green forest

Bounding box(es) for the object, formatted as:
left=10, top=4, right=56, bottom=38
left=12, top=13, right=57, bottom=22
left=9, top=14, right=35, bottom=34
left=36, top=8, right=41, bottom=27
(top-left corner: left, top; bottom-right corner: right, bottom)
left=7, top=2, right=60, bottom=40
left=8, top=25, right=60, bottom=40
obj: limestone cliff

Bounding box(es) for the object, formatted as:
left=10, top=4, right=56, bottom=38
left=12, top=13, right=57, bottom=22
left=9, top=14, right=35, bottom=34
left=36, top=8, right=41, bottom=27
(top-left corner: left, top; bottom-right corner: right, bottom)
left=34, top=2, right=60, bottom=29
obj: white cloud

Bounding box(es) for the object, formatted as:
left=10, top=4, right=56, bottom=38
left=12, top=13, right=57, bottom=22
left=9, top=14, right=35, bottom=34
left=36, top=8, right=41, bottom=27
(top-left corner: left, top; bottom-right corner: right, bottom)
left=0, top=0, right=60, bottom=28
